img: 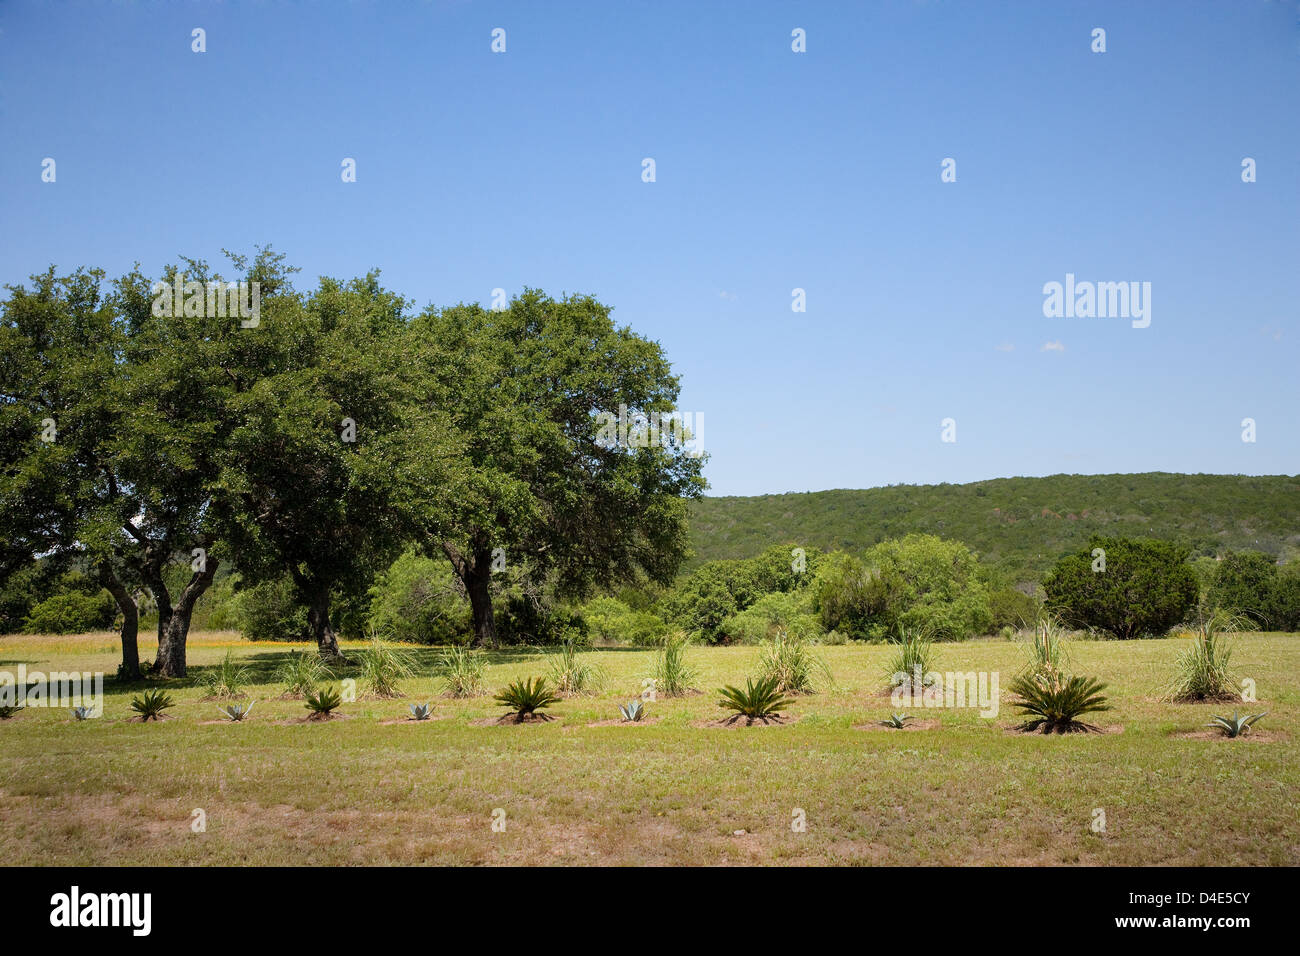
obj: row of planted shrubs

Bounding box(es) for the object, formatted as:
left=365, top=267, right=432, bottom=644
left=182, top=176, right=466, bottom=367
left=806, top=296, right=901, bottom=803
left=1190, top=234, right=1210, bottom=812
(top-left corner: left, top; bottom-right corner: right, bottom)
left=28, top=615, right=1262, bottom=739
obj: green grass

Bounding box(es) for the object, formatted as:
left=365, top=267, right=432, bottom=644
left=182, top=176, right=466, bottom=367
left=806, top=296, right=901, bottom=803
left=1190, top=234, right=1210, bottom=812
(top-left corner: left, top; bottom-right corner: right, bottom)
left=0, top=629, right=1296, bottom=865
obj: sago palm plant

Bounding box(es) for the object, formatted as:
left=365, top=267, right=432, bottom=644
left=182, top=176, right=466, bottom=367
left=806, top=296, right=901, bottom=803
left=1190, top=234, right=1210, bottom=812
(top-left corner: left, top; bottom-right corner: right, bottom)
left=494, top=677, right=559, bottom=722
left=1008, top=666, right=1109, bottom=734
left=717, top=675, right=794, bottom=726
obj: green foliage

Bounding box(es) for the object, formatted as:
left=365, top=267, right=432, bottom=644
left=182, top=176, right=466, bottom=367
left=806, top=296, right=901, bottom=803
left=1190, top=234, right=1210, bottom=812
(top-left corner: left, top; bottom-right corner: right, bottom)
left=1171, top=612, right=1239, bottom=702
left=368, top=550, right=471, bottom=645
left=716, top=676, right=794, bottom=723
left=618, top=699, right=646, bottom=722
left=130, top=689, right=174, bottom=721
left=1021, top=615, right=1071, bottom=678
left=756, top=627, right=832, bottom=694
left=989, top=587, right=1039, bottom=631
left=687, top=474, right=1300, bottom=588
left=275, top=649, right=332, bottom=697
left=21, top=587, right=116, bottom=634
left=1044, top=536, right=1199, bottom=639
left=1208, top=550, right=1300, bottom=631
left=879, top=713, right=913, bottom=729
left=493, top=677, right=559, bottom=719
left=1008, top=669, right=1109, bottom=734
left=884, top=627, right=935, bottom=691
left=0, top=704, right=22, bottom=719
left=438, top=647, right=486, bottom=698
left=813, top=536, right=992, bottom=641
left=1206, top=711, right=1267, bottom=738
left=546, top=639, right=607, bottom=696
left=408, top=701, right=432, bottom=721
left=650, top=631, right=697, bottom=696
left=72, top=706, right=94, bottom=720
left=718, top=588, right=821, bottom=645
left=578, top=596, right=667, bottom=646
left=358, top=635, right=417, bottom=699
left=217, top=700, right=254, bottom=721
left=196, top=650, right=250, bottom=699
left=304, top=686, right=342, bottom=716
left=230, top=576, right=309, bottom=642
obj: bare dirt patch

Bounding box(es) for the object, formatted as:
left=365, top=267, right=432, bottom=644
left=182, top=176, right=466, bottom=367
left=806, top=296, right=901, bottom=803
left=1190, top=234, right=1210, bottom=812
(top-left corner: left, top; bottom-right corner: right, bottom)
left=1002, top=722, right=1124, bottom=736
left=1173, top=728, right=1284, bottom=742
left=378, top=715, right=451, bottom=725
left=470, top=712, right=558, bottom=726
left=695, top=714, right=797, bottom=729
left=586, top=716, right=664, bottom=727
left=273, top=712, right=354, bottom=725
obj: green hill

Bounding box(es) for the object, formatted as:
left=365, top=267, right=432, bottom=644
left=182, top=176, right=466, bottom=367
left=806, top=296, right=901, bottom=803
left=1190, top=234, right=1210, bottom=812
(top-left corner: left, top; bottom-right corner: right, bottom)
left=687, top=473, right=1300, bottom=586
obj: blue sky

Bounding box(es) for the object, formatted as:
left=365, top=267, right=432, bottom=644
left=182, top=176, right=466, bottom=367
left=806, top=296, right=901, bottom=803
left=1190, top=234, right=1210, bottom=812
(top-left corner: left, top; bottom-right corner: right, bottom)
left=2, top=0, right=1297, bottom=496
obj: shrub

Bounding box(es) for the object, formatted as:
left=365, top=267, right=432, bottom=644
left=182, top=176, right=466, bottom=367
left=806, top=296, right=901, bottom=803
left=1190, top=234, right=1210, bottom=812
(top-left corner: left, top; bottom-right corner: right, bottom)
left=756, top=627, right=832, bottom=694
left=494, top=677, right=559, bottom=721
left=275, top=649, right=332, bottom=697
left=546, top=639, right=607, bottom=696
left=1043, top=536, right=1198, bottom=639
left=650, top=631, right=697, bottom=696
left=305, top=686, right=342, bottom=717
left=230, top=576, right=309, bottom=641
left=1171, top=611, right=1239, bottom=702
left=1008, top=668, right=1109, bottom=734
left=367, top=550, right=471, bottom=644
left=438, top=647, right=485, bottom=698
left=718, top=589, right=821, bottom=645
left=716, top=676, right=793, bottom=725
left=990, top=587, right=1039, bottom=631
left=196, top=650, right=251, bottom=699
left=1208, top=550, right=1278, bottom=628
left=130, top=689, right=174, bottom=721
left=884, top=626, right=935, bottom=691
left=579, top=596, right=667, bottom=646
left=21, top=589, right=116, bottom=634
left=359, top=635, right=417, bottom=699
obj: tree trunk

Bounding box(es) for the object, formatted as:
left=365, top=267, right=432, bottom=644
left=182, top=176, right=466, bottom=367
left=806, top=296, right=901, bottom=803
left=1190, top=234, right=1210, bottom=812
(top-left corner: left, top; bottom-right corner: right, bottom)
left=141, top=559, right=173, bottom=669
left=443, top=541, right=499, bottom=648
left=305, top=583, right=344, bottom=661
left=99, top=566, right=140, bottom=680
left=153, top=557, right=219, bottom=678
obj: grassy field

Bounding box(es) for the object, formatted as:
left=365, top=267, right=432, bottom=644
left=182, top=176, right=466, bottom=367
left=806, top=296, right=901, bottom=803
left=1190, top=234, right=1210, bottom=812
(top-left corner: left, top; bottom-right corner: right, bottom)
left=1, top=630, right=1296, bottom=866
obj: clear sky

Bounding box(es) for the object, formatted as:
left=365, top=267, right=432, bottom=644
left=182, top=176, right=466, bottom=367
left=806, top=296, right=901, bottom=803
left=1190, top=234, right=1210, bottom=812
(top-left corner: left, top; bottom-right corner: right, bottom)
left=2, top=1, right=1297, bottom=496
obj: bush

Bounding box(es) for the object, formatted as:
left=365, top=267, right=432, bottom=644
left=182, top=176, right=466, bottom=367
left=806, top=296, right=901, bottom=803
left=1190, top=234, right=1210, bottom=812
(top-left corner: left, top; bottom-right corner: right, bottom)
left=367, top=550, right=471, bottom=645
left=230, top=576, right=309, bottom=641
left=756, top=627, right=831, bottom=694
left=22, top=588, right=116, bottom=634
left=814, top=535, right=992, bottom=641
left=1208, top=550, right=1278, bottom=628
left=989, top=587, right=1039, bottom=631
left=578, top=596, right=667, bottom=646
left=718, top=589, right=821, bottom=645
left=1043, top=536, right=1198, bottom=639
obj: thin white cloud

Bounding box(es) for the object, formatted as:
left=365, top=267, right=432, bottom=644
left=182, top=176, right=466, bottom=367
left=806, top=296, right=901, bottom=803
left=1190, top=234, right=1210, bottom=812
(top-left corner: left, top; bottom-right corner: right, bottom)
left=995, top=343, right=1015, bottom=352
left=718, top=290, right=738, bottom=301
left=1041, top=341, right=1065, bottom=353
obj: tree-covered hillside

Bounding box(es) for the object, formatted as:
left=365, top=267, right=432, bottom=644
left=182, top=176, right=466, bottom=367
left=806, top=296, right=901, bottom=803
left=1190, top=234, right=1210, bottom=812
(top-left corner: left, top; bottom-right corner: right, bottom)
left=687, top=473, right=1300, bottom=586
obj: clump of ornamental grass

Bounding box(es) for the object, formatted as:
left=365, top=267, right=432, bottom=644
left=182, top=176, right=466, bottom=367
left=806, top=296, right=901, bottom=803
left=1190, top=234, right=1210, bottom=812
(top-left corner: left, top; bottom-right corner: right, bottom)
left=196, top=650, right=251, bottom=699
left=546, top=638, right=607, bottom=696
left=359, top=634, right=417, bottom=699
left=275, top=650, right=333, bottom=698
left=650, top=630, right=697, bottom=697
left=883, top=626, right=936, bottom=692
left=439, top=647, right=486, bottom=698
left=756, top=627, right=832, bottom=694
left=1172, top=610, right=1241, bottom=702
left=1022, top=615, right=1071, bottom=679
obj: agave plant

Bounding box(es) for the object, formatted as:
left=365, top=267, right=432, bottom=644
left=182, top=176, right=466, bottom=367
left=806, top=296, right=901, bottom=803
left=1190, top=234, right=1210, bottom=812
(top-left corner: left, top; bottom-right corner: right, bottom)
left=0, top=704, right=23, bottom=720
left=1172, top=611, right=1240, bottom=702
left=72, top=706, right=94, bottom=721
left=717, top=675, right=793, bottom=725
left=878, top=712, right=913, bottom=729
left=130, top=688, right=174, bottom=721
left=439, top=647, right=486, bottom=698
left=493, top=677, right=559, bottom=722
left=304, top=686, right=343, bottom=718
left=409, top=701, right=433, bottom=721
left=1008, top=667, right=1109, bottom=734
left=217, top=701, right=255, bottom=722
left=1207, top=711, right=1268, bottom=738
left=618, top=699, right=646, bottom=722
